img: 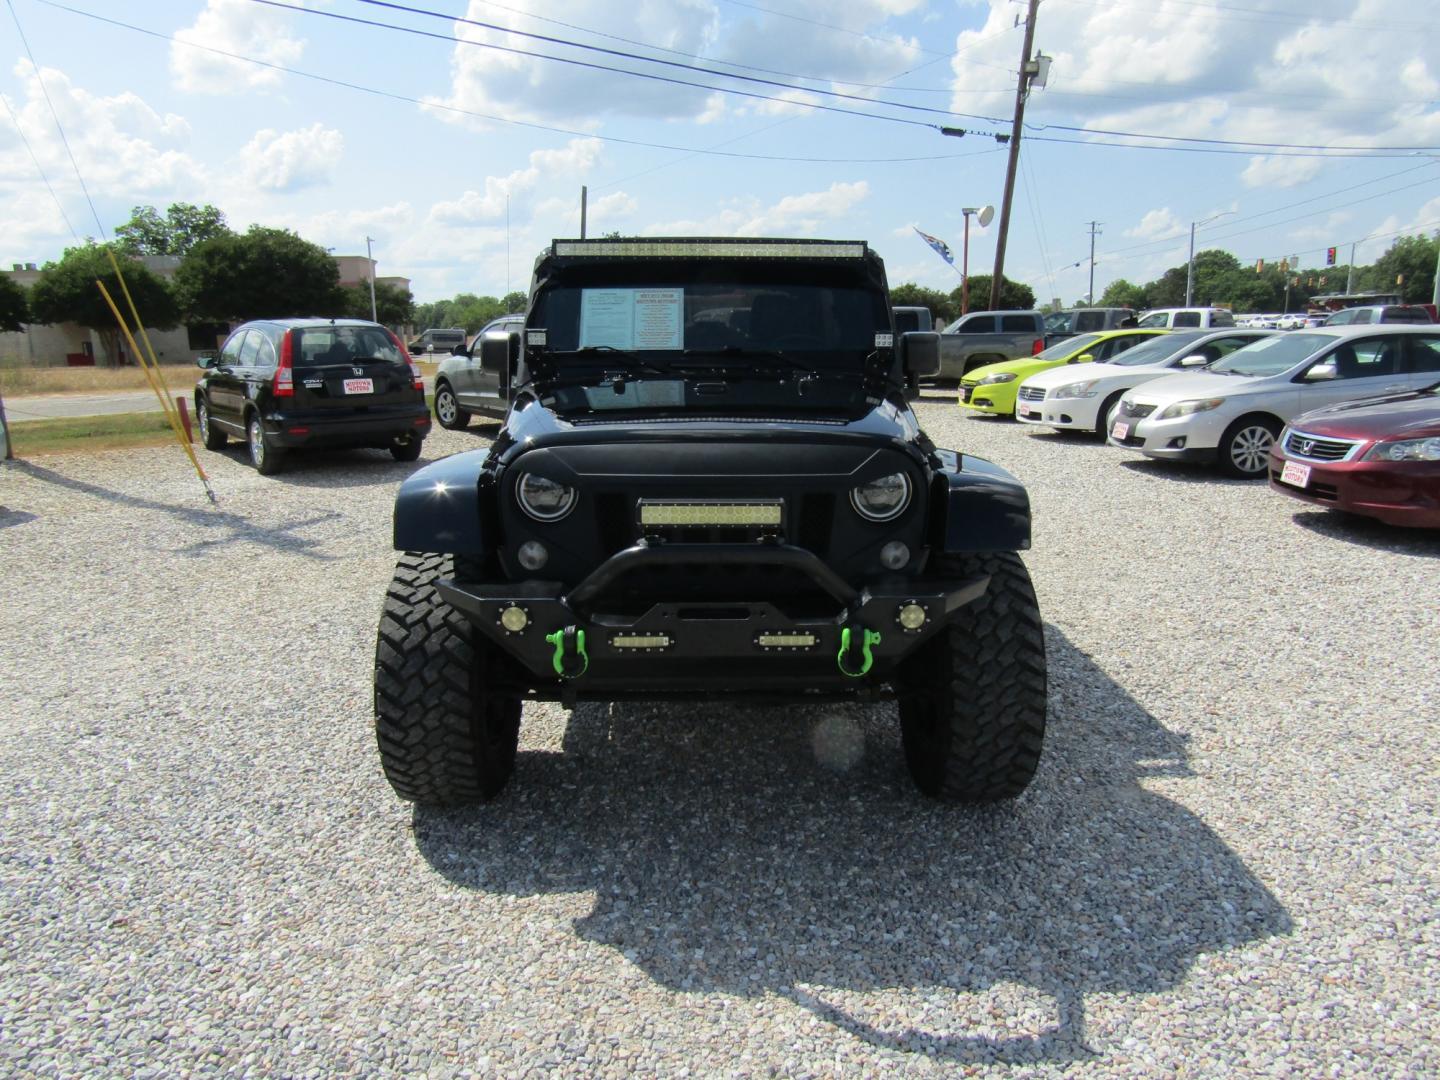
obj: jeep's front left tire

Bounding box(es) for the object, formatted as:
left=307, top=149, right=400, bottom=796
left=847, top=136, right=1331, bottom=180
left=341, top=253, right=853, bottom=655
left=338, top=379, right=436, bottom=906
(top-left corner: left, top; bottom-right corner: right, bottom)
left=374, top=552, right=521, bottom=804
left=894, top=551, right=1047, bottom=803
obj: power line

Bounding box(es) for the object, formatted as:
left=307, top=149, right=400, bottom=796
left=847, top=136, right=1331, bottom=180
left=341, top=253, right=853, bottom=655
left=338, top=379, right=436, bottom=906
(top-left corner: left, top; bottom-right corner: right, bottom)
left=332, top=0, right=1439, bottom=155
left=5, top=0, right=104, bottom=239
left=34, top=1, right=997, bottom=164
left=0, top=89, right=79, bottom=243
left=1053, top=0, right=1435, bottom=34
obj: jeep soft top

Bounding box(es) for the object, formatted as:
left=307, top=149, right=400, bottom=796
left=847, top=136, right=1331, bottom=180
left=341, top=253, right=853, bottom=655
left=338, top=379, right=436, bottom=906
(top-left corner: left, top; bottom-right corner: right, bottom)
left=374, top=237, right=1046, bottom=806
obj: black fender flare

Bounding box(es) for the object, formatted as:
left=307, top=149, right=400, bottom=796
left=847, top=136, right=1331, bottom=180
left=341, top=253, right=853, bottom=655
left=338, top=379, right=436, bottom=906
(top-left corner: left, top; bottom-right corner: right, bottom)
left=930, top=449, right=1032, bottom=553
left=392, top=449, right=493, bottom=555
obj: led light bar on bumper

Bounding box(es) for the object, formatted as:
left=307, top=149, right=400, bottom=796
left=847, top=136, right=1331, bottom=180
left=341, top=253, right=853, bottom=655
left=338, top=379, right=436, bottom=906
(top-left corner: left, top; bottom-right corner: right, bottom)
left=639, top=500, right=783, bottom=527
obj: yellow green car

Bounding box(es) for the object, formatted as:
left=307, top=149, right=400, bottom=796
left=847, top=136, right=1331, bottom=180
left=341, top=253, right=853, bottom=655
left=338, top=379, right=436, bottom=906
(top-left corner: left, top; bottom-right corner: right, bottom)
left=958, top=329, right=1169, bottom=416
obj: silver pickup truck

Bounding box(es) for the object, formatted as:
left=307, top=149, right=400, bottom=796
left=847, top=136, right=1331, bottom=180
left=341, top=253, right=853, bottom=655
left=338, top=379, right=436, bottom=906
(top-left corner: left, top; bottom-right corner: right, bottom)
left=935, top=310, right=1046, bottom=381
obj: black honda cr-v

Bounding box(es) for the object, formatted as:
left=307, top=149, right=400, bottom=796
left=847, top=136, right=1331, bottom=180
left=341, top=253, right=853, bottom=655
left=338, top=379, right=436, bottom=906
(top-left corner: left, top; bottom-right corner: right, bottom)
left=195, top=318, right=431, bottom=474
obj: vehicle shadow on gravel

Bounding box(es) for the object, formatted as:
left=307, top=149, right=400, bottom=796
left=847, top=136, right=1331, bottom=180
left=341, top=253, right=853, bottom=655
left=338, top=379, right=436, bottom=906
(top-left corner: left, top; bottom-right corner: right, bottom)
left=411, top=628, right=1291, bottom=1066
left=1288, top=509, right=1440, bottom=557
left=1118, top=458, right=1253, bottom=485
left=211, top=446, right=428, bottom=489
left=9, top=460, right=342, bottom=560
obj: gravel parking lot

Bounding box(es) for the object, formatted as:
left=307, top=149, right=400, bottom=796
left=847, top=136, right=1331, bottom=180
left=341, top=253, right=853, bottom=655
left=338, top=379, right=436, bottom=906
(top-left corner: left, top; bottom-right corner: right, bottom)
left=2, top=394, right=1436, bottom=1077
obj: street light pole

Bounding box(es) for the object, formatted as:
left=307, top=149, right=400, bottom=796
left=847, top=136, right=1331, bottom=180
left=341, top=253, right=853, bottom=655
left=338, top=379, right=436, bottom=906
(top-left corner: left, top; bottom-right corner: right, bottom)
left=989, top=0, right=1040, bottom=311
left=364, top=235, right=378, bottom=322
left=1186, top=211, right=1234, bottom=306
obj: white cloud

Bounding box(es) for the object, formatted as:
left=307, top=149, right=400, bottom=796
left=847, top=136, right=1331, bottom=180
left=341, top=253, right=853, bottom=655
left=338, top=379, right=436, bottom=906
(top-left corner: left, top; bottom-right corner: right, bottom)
left=171, top=0, right=307, bottom=94
left=239, top=124, right=343, bottom=192
left=645, top=181, right=869, bottom=236
left=428, top=138, right=602, bottom=226
left=1125, top=208, right=1184, bottom=242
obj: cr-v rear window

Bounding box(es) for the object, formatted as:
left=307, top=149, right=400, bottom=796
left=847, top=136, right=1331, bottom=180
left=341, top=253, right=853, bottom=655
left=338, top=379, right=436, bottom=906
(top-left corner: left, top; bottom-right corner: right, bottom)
left=295, top=326, right=406, bottom=368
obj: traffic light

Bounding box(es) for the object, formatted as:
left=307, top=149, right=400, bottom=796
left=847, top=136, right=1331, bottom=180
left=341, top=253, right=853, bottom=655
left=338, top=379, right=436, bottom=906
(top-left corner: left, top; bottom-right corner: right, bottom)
left=1326, top=247, right=1337, bottom=266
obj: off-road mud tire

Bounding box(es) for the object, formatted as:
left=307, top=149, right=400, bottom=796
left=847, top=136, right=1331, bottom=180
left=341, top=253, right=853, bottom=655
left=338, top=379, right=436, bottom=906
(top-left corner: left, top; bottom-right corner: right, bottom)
left=895, top=551, right=1047, bottom=802
left=374, top=552, right=521, bottom=804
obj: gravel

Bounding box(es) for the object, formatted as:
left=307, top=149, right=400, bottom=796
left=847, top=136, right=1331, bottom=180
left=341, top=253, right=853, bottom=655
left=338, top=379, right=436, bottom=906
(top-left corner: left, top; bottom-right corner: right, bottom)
left=1, top=398, right=1437, bottom=1077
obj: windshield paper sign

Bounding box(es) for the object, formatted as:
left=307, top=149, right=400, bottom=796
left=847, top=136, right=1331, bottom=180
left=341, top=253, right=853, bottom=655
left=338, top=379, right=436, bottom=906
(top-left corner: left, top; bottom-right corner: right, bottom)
left=580, top=288, right=683, bottom=350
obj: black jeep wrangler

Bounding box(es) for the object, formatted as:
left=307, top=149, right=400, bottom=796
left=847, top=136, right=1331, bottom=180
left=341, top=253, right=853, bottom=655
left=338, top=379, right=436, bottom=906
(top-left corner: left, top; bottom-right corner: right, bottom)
left=375, top=238, right=1046, bottom=805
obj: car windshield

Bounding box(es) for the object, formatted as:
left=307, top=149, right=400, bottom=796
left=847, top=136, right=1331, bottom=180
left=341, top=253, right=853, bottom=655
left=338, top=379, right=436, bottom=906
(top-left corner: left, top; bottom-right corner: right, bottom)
left=532, top=277, right=886, bottom=372
left=1209, top=333, right=1334, bottom=377
left=294, top=326, right=406, bottom=367
left=1106, top=331, right=1209, bottom=367
left=1035, top=333, right=1103, bottom=360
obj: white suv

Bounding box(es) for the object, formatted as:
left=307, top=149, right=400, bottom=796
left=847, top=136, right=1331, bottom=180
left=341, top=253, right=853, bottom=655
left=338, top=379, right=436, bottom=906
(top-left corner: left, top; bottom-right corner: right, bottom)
left=1016, top=329, right=1273, bottom=436
left=1137, top=307, right=1236, bottom=329
left=1107, top=325, right=1440, bottom=477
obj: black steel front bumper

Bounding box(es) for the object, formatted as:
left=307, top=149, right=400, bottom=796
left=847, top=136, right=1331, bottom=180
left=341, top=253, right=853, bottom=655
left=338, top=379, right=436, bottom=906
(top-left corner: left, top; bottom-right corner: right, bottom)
left=437, top=540, right=989, bottom=699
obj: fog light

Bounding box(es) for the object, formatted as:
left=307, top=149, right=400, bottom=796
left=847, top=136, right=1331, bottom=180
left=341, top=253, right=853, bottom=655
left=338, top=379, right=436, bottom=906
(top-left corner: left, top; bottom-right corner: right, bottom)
left=499, top=605, right=529, bottom=633
left=897, top=603, right=927, bottom=631
left=517, top=541, right=548, bottom=570
left=879, top=541, right=910, bottom=570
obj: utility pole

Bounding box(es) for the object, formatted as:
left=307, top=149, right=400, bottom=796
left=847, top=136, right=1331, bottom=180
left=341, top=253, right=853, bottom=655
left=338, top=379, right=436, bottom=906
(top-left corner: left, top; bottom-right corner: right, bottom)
left=989, top=0, right=1040, bottom=311
left=1346, top=241, right=1357, bottom=294
left=1086, top=221, right=1101, bottom=304
left=364, top=235, right=378, bottom=322
left=580, top=185, right=588, bottom=240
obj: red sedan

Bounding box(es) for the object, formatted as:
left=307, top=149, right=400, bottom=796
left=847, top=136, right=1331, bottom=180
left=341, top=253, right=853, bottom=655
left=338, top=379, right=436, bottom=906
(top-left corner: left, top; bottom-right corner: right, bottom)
left=1269, top=383, right=1440, bottom=528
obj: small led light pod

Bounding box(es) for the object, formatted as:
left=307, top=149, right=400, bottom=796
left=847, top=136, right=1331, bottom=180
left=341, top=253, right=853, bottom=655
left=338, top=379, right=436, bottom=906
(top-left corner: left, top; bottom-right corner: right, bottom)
left=897, top=603, right=927, bottom=631
left=499, top=605, right=529, bottom=633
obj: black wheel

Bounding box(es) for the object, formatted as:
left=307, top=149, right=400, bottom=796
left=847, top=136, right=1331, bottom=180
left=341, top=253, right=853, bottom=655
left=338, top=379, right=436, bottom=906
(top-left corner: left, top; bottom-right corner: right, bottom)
left=374, top=552, right=521, bottom=804
left=390, top=436, right=423, bottom=462
left=434, top=382, right=470, bottom=430
left=196, top=396, right=226, bottom=450
left=1217, top=415, right=1280, bottom=478
left=894, top=551, right=1047, bottom=803
left=246, top=413, right=284, bottom=475
left=1095, top=391, right=1125, bottom=438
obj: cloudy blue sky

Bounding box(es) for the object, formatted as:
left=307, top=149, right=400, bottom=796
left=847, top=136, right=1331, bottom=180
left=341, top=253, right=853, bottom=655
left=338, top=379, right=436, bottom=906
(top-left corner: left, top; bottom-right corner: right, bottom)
left=1, top=0, right=1437, bottom=304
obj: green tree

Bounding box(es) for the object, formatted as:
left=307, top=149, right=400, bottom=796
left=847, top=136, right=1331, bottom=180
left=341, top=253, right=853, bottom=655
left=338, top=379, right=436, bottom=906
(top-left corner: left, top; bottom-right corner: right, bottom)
left=0, top=273, right=28, bottom=331
left=175, top=226, right=342, bottom=322
left=501, top=290, right=528, bottom=313
left=28, top=244, right=179, bottom=366
left=889, top=283, right=956, bottom=326
left=1097, top=278, right=1146, bottom=309
left=115, top=203, right=230, bottom=257
left=949, top=274, right=1034, bottom=313
left=1361, top=233, right=1437, bottom=303
left=340, top=281, right=415, bottom=325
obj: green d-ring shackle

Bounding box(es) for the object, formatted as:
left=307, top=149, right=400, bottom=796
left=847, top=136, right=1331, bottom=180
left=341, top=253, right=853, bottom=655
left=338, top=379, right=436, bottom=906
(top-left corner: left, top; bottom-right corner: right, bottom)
left=545, top=627, right=589, bottom=678
left=837, top=626, right=881, bottom=678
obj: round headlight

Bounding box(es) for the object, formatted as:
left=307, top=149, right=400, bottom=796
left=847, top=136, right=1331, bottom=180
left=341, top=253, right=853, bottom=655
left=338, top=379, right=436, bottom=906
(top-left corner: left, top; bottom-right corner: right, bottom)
left=851, top=472, right=911, bottom=521
left=516, top=473, right=576, bottom=521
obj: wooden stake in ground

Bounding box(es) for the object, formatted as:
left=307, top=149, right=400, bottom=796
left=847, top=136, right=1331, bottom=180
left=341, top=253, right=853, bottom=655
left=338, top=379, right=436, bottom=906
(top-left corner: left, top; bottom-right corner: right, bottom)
left=0, top=389, right=11, bottom=460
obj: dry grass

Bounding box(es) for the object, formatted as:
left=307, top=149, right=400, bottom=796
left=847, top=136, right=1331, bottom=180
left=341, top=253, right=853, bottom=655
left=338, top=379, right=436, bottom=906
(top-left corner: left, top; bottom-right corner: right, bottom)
left=0, top=363, right=201, bottom=397
left=5, top=412, right=176, bottom=456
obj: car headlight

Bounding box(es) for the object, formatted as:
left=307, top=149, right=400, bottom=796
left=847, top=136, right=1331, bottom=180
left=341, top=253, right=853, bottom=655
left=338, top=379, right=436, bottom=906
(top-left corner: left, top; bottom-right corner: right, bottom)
left=850, top=472, right=911, bottom=521
left=1052, top=379, right=1099, bottom=399
left=516, top=473, right=577, bottom=521
left=1157, top=397, right=1226, bottom=420
left=977, top=372, right=1017, bottom=385
left=1364, top=436, right=1440, bottom=462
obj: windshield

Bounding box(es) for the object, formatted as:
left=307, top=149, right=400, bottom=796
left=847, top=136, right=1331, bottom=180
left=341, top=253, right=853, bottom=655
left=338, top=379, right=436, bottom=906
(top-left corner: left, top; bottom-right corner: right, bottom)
left=1209, top=333, right=1335, bottom=377
left=294, top=326, right=406, bottom=368
left=1035, top=333, right=1103, bottom=360
left=532, top=280, right=885, bottom=368
left=1106, top=331, right=1208, bottom=367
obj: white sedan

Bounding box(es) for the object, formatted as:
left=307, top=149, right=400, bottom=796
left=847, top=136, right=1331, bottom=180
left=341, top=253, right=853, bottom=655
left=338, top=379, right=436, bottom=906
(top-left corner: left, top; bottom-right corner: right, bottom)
left=1106, top=325, right=1440, bottom=477
left=1016, top=329, right=1274, bottom=436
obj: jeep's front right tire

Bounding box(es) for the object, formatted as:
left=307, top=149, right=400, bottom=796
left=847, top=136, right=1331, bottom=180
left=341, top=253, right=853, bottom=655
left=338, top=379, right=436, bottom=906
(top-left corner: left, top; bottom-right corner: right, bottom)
left=895, top=551, right=1047, bottom=802
left=374, top=552, right=521, bottom=804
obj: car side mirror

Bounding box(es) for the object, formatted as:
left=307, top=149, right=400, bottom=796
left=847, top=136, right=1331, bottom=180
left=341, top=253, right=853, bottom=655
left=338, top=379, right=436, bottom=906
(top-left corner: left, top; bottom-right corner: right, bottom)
left=479, top=329, right=517, bottom=375
left=1306, top=362, right=1337, bottom=381
left=900, top=331, right=939, bottom=377
left=1067, top=353, right=1094, bottom=365
left=451, top=343, right=469, bottom=357
left=1178, top=353, right=1210, bottom=367
left=196, top=351, right=217, bottom=369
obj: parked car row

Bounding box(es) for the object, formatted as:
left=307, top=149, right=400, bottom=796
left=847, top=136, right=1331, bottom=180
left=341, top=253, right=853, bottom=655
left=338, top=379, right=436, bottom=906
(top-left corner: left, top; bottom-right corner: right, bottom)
left=961, top=323, right=1440, bottom=529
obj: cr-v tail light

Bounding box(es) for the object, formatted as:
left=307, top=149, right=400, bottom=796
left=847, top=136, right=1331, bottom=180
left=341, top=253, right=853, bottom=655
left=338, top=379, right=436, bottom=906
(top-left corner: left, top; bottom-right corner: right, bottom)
left=274, top=330, right=295, bottom=396
left=1031, top=338, right=1044, bottom=355
left=389, top=330, right=424, bottom=389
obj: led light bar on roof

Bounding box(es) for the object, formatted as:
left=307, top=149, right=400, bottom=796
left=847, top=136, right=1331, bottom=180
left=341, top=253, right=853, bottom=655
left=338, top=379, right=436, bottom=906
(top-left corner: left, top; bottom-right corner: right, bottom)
left=553, top=240, right=867, bottom=259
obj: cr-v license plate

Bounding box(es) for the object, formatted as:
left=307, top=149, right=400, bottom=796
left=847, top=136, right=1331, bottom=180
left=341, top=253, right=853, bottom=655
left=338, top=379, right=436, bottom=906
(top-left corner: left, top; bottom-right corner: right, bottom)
left=343, top=378, right=374, bottom=395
